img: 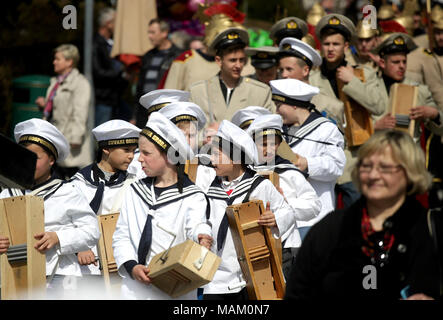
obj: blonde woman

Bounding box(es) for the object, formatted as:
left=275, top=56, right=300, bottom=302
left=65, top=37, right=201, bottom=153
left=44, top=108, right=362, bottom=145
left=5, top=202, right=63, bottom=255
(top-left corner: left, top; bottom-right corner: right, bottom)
left=36, top=44, right=92, bottom=178
left=285, top=130, right=440, bottom=301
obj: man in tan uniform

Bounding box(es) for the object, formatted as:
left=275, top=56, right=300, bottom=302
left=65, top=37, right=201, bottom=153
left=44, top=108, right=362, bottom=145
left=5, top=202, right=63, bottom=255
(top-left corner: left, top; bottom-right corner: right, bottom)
left=161, top=5, right=254, bottom=91
left=309, top=14, right=387, bottom=209
left=371, top=33, right=443, bottom=137
left=349, top=20, right=380, bottom=70
left=277, top=37, right=345, bottom=132
left=407, top=5, right=443, bottom=109
left=189, top=27, right=275, bottom=125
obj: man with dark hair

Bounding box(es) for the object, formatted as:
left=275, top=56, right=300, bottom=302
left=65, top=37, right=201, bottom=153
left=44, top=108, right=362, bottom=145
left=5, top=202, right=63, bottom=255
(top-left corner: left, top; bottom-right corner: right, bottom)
left=92, top=7, right=130, bottom=127
left=371, top=33, right=442, bottom=136
left=189, top=26, right=275, bottom=127
left=133, top=18, right=182, bottom=128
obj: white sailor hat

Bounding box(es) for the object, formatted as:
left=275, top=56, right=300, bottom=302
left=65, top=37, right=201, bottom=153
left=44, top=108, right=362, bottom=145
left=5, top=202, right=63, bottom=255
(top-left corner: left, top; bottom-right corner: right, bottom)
left=158, top=101, right=207, bottom=131
left=246, top=114, right=284, bottom=139
left=215, top=120, right=259, bottom=165
left=14, top=118, right=70, bottom=162
left=270, top=79, right=319, bottom=108
left=279, top=37, right=322, bottom=68
left=140, top=112, right=194, bottom=163
left=92, top=119, right=141, bottom=148
left=139, top=89, right=190, bottom=116
left=231, top=106, right=273, bottom=130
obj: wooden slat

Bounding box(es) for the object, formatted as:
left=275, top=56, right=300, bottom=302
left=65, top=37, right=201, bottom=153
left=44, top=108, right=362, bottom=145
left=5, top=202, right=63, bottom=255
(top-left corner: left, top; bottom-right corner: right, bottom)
left=97, top=212, right=121, bottom=291
left=336, top=68, right=374, bottom=147
left=0, top=196, right=45, bottom=300
left=390, top=83, right=418, bottom=137
left=226, top=200, right=285, bottom=300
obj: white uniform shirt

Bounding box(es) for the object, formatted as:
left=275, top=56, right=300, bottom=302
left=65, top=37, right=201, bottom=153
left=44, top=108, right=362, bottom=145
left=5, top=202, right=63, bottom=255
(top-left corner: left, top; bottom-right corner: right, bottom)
left=203, top=170, right=296, bottom=295
left=0, top=180, right=100, bottom=277
left=112, top=177, right=212, bottom=300
left=254, top=156, right=322, bottom=248
left=71, top=164, right=137, bottom=275
left=194, top=164, right=217, bottom=193
left=286, top=113, right=345, bottom=227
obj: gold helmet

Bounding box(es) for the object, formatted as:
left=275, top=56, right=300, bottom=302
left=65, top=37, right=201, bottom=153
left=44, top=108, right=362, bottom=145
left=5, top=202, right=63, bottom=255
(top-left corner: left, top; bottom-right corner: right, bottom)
left=356, top=20, right=379, bottom=39
left=203, top=14, right=245, bottom=49
left=431, top=5, right=443, bottom=30
left=394, top=15, right=415, bottom=36
left=194, top=2, right=247, bottom=49
left=306, top=2, right=326, bottom=26
left=301, top=33, right=316, bottom=48
left=378, top=4, right=395, bottom=20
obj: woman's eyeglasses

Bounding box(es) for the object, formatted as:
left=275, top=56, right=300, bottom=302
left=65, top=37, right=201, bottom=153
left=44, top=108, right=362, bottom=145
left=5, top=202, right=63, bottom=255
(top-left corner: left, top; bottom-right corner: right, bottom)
left=359, top=163, right=402, bottom=174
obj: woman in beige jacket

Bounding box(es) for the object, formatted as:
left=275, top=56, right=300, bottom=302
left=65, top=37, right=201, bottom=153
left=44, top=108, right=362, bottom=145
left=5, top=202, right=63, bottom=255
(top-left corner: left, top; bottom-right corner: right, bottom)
left=36, top=44, right=93, bottom=178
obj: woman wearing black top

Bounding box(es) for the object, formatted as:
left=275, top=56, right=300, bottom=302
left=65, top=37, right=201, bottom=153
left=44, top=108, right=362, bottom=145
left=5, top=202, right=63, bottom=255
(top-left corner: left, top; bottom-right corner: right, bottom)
left=285, top=130, right=440, bottom=300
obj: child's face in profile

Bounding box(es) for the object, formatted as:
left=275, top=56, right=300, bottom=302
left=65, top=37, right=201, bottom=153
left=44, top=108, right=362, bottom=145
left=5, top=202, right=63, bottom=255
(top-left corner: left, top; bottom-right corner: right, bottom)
left=255, top=135, right=281, bottom=164
left=138, top=135, right=168, bottom=177
left=25, top=143, right=55, bottom=185
left=210, top=145, right=234, bottom=177
left=104, top=145, right=137, bottom=172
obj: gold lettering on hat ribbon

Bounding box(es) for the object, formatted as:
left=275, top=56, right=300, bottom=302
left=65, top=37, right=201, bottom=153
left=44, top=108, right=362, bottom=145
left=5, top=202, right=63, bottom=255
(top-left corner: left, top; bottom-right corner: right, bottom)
left=19, top=135, right=58, bottom=159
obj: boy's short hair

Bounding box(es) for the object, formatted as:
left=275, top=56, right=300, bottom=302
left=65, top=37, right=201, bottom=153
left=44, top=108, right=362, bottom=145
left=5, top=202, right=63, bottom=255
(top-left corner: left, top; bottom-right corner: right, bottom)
left=320, top=28, right=348, bottom=42
left=149, top=18, right=170, bottom=33
left=216, top=43, right=246, bottom=59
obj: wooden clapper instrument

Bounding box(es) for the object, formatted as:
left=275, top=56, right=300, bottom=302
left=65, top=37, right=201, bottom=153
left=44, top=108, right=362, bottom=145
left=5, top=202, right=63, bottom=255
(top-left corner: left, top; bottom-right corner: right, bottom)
left=0, top=196, right=46, bottom=299
left=389, top=83, right=418, bottom=137
left=97, top=212, right=121, bottom=291
left=226, top=200, right=285, bottom=300
left=336, top=68, right=374, bottom=147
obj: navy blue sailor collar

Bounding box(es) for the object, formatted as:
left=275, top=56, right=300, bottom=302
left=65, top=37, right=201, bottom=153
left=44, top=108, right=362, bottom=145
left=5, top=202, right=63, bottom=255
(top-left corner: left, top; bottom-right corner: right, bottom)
left=207, top=168, right=262, bottom=201
left=131, top=174, right=204, bottom=210
left=75, top=163, right=127, bottom=187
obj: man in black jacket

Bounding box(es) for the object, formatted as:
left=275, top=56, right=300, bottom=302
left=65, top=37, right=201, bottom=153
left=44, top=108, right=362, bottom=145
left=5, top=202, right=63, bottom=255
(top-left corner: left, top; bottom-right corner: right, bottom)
left=92, top=7, right=129, bottom=127
left=133, top=18, right=182, bottom=128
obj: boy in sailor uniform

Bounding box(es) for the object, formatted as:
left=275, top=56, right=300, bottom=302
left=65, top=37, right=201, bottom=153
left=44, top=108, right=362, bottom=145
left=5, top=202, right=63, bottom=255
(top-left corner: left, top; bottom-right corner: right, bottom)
left=247, top=113, right=321, bottom=280
left=112, top=112, right=213, bottom=300
left=128, top=89, right=190, bottom=179
left=202, top=120, right=296, bottom=300
left=70, top=119, right=140, bottom=280
left=159, top=101, right=216, bottom=193
left=0, top=119, right=100, bottom=299
left=270, top=79, right=345, bottom=239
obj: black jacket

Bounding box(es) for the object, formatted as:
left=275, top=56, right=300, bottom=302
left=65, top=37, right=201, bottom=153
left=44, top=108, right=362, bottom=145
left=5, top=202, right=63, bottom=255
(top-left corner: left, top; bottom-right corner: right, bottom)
left=92, top=33, right=128, bottom=107
left=134, top=44, right=182, bottom=128
left=285, top=196, right=441, bottom=301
